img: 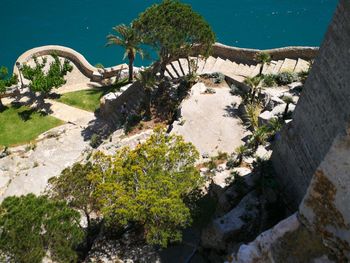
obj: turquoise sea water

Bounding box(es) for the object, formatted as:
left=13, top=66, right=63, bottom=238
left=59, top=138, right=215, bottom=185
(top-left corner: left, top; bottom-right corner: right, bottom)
left=1, top=0, right=338, bottom=70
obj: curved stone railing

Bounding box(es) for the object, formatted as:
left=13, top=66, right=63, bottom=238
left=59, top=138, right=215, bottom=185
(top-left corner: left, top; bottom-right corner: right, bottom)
left=13, top=45, right=127, bottom=80
left=211, top=42, right=319, bottom=64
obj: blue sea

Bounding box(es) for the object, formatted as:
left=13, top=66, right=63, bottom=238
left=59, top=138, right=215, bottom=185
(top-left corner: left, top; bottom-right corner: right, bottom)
left=0, top=0, right=338, bottom=70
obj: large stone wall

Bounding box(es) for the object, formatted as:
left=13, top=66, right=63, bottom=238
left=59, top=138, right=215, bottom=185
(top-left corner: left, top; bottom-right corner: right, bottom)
left=211, top=43, right=318, bottom=64
left=272, top=0, right=350, bottom=209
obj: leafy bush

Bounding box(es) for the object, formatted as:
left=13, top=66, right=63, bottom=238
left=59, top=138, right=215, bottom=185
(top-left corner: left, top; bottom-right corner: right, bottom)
left=89, top=127, right=203, bottom=247
left=275, top=71, right=299, bottom=86
left=262, top=74, right=277, bottom=87
left=202, top=72, right=225, bottom=84
left=230, top=84, right=243, bottom=96
left=90, top=133, right=102, bottom=148
left=0, top=194, right=83, bottom=263
left=21, top=54, right=73, bottom=94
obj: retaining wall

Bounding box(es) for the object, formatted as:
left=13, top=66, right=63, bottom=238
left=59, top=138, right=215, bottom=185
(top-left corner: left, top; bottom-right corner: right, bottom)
left=13, top=45, right=127, bottom=80
left=211, top=43, right=319, bottom=64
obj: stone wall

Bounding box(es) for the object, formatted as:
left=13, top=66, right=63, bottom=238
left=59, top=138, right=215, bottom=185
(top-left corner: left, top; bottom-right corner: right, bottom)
left=99, top=81, right=146, bottom=126
left=272, top=0, right=350, bottom=209
left=13, top=45, right=127, bottom=80
left=210, top=43, right=318, bottom=65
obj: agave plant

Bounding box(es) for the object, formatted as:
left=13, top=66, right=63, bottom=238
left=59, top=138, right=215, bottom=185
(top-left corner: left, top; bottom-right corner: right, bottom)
left=244, top=76, right=262, bottom=103
left=244, top=102, right=262, bottom=131
left=235, top=145, right=249, bottom=165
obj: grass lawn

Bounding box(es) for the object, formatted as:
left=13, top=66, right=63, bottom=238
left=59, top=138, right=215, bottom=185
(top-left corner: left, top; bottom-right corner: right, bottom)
left=57, top=89, right=103, bottom=112
left=0, top=105, right=64, bottom=147
left=57, top=79, right=128, bottom=112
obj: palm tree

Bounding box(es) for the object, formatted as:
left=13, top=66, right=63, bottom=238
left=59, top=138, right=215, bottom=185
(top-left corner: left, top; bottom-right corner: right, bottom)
left=106, top=24, right=144, bottom=83
left=282, top=95, right=294, bottom=119
left=255, top=52, right=271, bottom=76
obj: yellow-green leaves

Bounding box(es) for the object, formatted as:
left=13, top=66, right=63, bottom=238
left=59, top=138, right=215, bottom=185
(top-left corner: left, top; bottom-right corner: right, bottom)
left=90, top=127, right=203, bottom=247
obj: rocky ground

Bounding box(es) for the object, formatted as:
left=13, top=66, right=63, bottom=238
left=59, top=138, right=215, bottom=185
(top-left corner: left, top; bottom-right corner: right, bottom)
left=1, top=52, right=307, bottom=262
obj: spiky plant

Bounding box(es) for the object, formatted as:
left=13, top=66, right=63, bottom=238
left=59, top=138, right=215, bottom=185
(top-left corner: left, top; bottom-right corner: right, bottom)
left=282, top=95, right=294, bottom=119
left=235, top=145, right=249, bottom=165
left=244, top=102, right=262, bottom=131
left=244, top=76, right=262, bottom=103
left=106, top=24, right=145, bottom=83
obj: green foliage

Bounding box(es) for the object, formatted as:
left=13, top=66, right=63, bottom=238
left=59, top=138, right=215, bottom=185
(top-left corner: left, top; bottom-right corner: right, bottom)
left=249, top=125, right=270, bottom=148
left=244, top=102, right=262, bottom=131
left=255, top=52, right=271, bottom=64
left=0, top=194, right=83, bottom=263
left=89, top=127, right=203, bottom=247
left=48, top=162, right=99, bottom=229
left=262, top=74, right=277, bottom=87
left=0, top=66, right=18, bottom=94
left=298, top=69, right=310, bottom=84
left=202, top=72, right=225, bottom=84
left=89, top=133, right=102, bottom=148
left=133, top=0, right=215, bottom=70
left=21, top=54, right=73, bottom=94
left=275, top=71, right=299, bottom=86
left=244, top=76, right=262, bottom=103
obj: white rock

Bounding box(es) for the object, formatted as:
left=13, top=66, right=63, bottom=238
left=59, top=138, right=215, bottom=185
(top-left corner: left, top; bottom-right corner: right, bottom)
left=255, top=145, right=272, bottom=160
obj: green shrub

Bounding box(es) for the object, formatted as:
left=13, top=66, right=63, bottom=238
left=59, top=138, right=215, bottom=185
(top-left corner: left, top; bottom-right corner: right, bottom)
left=90, top=133, right=101, bottom=148
left=275, top=71, right=299, bottom=85
left=262, top=74, right=277, bottom=87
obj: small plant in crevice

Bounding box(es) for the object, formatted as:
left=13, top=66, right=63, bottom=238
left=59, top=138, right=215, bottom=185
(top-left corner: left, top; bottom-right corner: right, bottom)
left=90, top=133, right=102, bottom=148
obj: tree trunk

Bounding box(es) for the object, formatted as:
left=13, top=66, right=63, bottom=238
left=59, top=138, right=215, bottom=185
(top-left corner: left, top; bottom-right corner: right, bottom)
left=144, top=88, right=152, bottom=120
left=259, top=62, right=264, bottom=76
left=128, top=52, right=135, bottom=83
left=283, top=103, right=290, bottom=119
left=0, top=98, right=4, bottom=111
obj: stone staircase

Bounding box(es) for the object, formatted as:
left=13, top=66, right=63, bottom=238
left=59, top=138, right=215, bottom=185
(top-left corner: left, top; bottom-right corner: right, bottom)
left=165, top=56, right=311, bottom=83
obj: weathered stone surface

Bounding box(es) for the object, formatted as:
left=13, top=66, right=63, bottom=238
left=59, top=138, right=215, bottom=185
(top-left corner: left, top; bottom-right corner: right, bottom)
left=228, top=213, right=332, bottom=263
left=272, top=0, right=350, bottom=209
left=258, top=111, right=275, bottom=126
left=299, top=129, right=350, bottom=260
left=201, top=191, right=260, bottom=250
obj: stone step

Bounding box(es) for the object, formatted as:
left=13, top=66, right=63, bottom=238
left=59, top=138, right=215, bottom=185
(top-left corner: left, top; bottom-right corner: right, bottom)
left=219, top=59, right=235, bottom=75
left=262, top=60, right=278, bottom=75
left=236, top=63, right=251, bottom=77
left=230, top=61, right=240, bottom=75
left=165, top=64, right=177, bottom=79
left=196, top=57, right=207, bottom=74
left=247, top=65, right=256, bottom=77
left=179, top=58, right=190, bottom=75
left=170, top=61, right=182, bottom=78
left=202, top=56, right=217, bottom=73
left=294, top=58, right=310, bottom=73
left=279, top=58, right=297, bottom=73
left=272, top=60, right=284, bottom=75
left=211, top=57, right=226, bottom=73
left=177, top=59, right=186, bottom=76
left=250, top=64, right=262, bottom=77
